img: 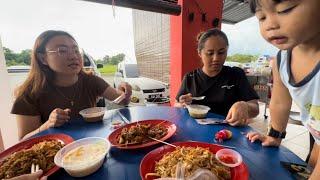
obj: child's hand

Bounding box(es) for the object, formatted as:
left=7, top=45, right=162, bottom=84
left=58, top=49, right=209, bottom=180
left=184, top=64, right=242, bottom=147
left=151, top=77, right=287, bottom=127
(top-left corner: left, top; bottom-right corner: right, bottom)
left=246, top=131, right=282, bottom=146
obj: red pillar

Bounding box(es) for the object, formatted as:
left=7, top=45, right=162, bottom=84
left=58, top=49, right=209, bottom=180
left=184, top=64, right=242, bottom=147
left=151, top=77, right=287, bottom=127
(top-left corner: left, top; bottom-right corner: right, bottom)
left=170, top=0, right=223, bottom=105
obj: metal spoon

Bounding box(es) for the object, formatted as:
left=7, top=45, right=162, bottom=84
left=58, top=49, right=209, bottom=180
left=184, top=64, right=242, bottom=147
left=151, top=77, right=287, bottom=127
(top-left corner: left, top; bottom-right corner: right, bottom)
left=192, top=96, right=206, bottom=100
left=112, top=93, right=125, bottom=104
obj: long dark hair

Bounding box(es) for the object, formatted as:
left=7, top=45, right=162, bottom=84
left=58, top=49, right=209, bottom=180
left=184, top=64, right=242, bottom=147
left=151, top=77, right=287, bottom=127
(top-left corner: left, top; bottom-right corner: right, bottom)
left=15, top=30, right=78, bottom=100
left=196, top=28, right=229, bottom=52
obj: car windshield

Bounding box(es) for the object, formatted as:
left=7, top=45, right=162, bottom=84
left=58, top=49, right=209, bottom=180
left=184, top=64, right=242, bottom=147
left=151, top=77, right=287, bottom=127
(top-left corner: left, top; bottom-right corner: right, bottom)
left=125, top=64, right=140, bottom=78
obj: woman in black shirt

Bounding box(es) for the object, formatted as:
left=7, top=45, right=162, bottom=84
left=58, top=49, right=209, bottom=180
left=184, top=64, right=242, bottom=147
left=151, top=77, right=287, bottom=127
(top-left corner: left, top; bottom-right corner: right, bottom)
left=175, top=28, right=259, bottom=126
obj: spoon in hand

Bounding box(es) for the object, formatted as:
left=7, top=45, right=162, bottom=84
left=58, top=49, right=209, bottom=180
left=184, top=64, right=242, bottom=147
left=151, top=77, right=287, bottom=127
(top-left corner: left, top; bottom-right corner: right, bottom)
left=192, top=96, right=206, bottom=100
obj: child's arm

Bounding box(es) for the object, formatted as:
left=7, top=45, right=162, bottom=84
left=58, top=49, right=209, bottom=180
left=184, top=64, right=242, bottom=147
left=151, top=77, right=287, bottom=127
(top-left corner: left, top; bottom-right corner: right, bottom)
left=309, top=149, right=320, bottom=179
left=268, top=58, right=292, bottom=133
left=247, top=60, right=292, bottom=146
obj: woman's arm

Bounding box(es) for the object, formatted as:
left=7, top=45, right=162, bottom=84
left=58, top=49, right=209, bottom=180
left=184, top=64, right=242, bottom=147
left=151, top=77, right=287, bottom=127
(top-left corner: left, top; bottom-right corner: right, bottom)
left=174, top=93, right=192, bottom=107
left=246, top=99, right=259, bottom=118
left=16, top=108, right=70, bottom=140
left=101, top=82, right=132, bottom=105
left=16, top=115, right=42, bottom=140
left=174, top=100, right=184, bottom=107
left=225, top=99, right=259, bottom=126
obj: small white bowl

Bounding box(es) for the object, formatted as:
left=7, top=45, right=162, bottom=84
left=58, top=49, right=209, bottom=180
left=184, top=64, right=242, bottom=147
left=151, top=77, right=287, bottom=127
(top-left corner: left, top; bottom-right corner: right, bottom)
left=54, top=137, right=110, bottom=177
left=79, top=107, right=106, bottom=122
left=215, top=148, right=242, bottom=168
left=186, top=104, right=210, bottom=118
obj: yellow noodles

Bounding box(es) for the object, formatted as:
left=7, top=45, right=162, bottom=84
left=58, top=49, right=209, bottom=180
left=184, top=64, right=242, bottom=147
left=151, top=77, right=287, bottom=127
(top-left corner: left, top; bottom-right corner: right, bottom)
left=0, top=140, right=63, bottom=179
left=151, top=146, right=231, bottom=180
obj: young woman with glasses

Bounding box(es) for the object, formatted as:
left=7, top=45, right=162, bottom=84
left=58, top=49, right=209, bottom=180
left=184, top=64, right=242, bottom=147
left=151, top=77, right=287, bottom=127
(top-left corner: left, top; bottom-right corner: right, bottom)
left=11, top=30, right=132, bottom=139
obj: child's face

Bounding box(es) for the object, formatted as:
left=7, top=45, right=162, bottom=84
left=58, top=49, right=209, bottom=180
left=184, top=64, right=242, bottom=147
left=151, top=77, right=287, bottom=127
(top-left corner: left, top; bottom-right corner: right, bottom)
left=43, top=35, right=83, bottom=76
left=254, top=0, right=320, bottom=50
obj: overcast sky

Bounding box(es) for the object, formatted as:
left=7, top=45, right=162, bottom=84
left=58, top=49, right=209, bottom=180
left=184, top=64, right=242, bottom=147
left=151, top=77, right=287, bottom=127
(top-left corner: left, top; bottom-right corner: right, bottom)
left=0, top=0, right=278, bottom=60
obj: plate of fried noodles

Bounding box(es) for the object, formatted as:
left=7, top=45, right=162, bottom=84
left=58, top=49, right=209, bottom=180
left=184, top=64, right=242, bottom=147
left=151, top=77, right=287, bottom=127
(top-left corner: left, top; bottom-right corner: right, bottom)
left=140, top=141, right=249, bottom=180
left=0, top=134, right=74, bottom=179
left=108, top=119, right=176, bottom=149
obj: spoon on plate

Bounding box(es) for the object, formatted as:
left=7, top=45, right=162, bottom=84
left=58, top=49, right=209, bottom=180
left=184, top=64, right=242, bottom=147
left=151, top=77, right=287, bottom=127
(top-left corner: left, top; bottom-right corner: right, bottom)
left=192, top=96, right=206, bottom=100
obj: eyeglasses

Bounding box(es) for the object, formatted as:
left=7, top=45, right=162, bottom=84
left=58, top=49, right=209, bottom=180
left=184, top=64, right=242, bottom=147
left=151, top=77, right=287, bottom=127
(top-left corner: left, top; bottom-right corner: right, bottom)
left=46, top=46, right=81, bottom=57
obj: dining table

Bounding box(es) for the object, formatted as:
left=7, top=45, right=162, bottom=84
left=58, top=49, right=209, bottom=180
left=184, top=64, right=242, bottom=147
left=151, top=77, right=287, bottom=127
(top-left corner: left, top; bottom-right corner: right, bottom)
left=36, top=106, right=306, bottom=180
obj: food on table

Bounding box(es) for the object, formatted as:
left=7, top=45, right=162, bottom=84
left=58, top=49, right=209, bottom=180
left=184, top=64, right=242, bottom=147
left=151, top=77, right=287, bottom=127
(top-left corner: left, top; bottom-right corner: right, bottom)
left=118, top=123, right=168, bottom=145
left=55, top=137, right=110, bottom=177
left=146, top=146, right=231, bottom=180
left=79, top=107, right=106, bottom=122
left=0, top=140, right=63, bottom=179
left=215, top=129, right=232, bottom=142
left=186, top=105, right=210, bottom=118
left=219, top=155, right=237, bottom=164
left=215, top=149, right=243, bottom=168
left=62, top=143, right=107, bottom=166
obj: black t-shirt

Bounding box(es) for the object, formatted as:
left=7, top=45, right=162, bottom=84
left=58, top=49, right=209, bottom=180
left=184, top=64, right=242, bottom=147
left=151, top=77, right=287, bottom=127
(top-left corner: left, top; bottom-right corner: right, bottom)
left=176, top=66, right=259, bottom=116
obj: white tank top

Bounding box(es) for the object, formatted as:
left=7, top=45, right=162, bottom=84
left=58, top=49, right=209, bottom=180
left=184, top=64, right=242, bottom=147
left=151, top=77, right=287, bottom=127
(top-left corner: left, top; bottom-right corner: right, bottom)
left=278, top=50, right=320, bottom=144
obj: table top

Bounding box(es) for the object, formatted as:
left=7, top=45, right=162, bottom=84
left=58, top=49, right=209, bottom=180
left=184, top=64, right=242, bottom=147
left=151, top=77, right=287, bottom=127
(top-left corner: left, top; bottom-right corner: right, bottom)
left=37, top=106, right=305, bottom=180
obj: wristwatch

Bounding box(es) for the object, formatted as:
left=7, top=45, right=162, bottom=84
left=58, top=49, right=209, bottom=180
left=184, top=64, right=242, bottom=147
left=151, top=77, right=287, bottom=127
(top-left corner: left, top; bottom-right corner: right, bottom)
left=267, top=126, right=286, bottom=139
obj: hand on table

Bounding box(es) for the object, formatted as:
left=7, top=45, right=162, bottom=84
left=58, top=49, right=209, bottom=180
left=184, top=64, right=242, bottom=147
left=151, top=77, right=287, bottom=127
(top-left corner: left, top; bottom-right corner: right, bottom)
left=225, top=101, right=250, bottom=126
left=246, top=131, right=282, bottom=146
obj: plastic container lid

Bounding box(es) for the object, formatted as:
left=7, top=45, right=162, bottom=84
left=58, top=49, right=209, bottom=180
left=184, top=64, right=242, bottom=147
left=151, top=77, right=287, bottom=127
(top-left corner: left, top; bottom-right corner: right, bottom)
left=215, top=148, right=242, bottom=168
left=54, top=137, right=110, bottom=170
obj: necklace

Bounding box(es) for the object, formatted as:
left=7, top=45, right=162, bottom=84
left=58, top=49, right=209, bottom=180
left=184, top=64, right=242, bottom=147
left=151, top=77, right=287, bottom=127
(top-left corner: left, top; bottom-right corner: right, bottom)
left=54, top=82, right=78, bottom=107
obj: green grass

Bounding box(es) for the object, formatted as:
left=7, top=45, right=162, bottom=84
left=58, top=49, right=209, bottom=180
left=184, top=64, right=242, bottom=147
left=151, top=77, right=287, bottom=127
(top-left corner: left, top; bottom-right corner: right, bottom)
left=98, top=65, right=117, bottom=75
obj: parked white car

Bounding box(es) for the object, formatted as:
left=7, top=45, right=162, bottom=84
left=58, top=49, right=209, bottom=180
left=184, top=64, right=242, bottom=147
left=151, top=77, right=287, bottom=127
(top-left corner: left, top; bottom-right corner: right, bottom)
left=81, top=50, right=108, bottom=106
left=113, top=61, right=169, bottom=105
left=82, top=51, right=103, bottom=77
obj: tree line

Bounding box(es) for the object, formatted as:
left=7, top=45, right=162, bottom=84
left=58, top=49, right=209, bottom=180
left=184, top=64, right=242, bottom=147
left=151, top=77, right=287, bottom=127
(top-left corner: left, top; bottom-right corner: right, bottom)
left=4, top=47, right=259, bottom=66
left=3, top=47, right=125, bottom=66
left=226, top=54, right=259, bottom=63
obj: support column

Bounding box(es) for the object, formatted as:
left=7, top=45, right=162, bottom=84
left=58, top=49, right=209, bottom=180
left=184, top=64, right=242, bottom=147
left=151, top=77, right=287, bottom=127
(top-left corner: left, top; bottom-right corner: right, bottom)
left=170, top=0, right=223, bottom=105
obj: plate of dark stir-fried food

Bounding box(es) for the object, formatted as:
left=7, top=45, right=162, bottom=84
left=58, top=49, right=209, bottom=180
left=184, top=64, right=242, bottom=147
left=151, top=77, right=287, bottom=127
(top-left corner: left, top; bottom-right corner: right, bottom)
left=108, top=120, right=177, bottom=149
left=140, top=141, right=249, bottom=180
left=0, top=134, right=74, bottom=179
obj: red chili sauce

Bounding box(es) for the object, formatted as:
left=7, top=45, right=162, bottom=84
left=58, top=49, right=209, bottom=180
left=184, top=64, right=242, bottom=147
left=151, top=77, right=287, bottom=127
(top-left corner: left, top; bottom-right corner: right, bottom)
left=220, top=154, right=237, bottom=164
